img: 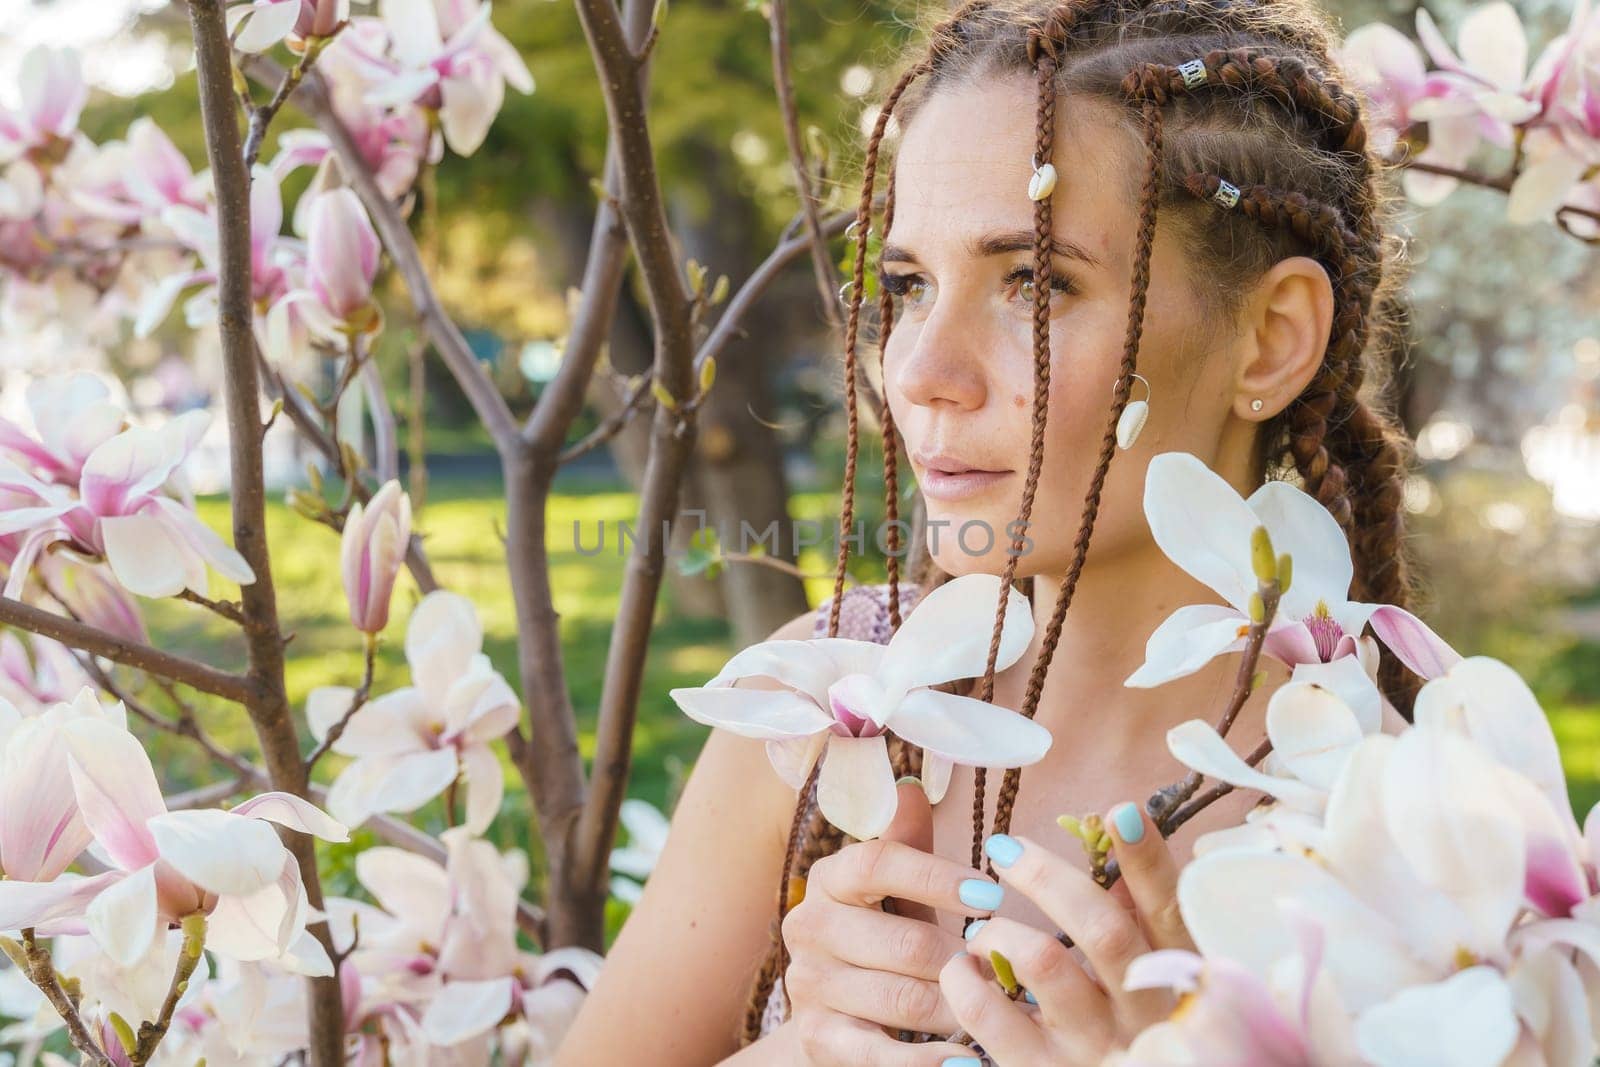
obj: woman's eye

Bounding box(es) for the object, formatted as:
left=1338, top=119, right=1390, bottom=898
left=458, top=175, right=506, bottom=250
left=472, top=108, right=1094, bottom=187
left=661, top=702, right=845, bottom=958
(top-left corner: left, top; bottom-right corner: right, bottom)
left=1004, top=267, right=1075, bottom=305
left=878, top=271, right=931, bottom=306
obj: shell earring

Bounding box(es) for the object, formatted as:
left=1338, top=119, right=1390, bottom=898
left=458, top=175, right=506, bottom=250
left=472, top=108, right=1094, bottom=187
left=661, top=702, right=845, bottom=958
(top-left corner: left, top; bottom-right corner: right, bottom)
left=1115, top=373, right=1151, bottom=450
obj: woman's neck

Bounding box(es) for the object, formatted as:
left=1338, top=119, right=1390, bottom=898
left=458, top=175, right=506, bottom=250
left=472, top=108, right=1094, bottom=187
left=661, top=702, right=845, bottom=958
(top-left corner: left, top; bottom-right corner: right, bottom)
left=994, top=542, right=1253, bottom=757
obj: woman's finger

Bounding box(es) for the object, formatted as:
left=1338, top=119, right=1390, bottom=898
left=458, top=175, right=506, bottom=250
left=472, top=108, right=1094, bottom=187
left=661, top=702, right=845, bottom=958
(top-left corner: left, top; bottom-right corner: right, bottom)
left=1105, top=800, right=1194, bottom=951
left=809, top=962, right=961, bottom=1034
left=962, top=917, right=1112, bottom=1055
left=938, top=951, right=1045, bottom=1067
left=981, top=833, right=1150, bottom=993
left=809, top=837, right=1003, bottom=918
left=800, top=1013, right=984, bottom=1067
left=783, top=898, right=964, bottom=981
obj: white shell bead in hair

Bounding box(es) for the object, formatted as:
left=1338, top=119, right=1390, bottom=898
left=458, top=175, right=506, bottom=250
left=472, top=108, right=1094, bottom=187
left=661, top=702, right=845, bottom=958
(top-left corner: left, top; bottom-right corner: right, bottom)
left=1028, top=162, right=1057, bottom=202
left=1116, top=400, right=1149, bottom=450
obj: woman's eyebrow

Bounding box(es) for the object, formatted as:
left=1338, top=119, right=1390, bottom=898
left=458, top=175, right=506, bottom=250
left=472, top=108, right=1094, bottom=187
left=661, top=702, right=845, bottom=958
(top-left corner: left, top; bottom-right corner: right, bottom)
left=881, top=228, right=1103, bottom=269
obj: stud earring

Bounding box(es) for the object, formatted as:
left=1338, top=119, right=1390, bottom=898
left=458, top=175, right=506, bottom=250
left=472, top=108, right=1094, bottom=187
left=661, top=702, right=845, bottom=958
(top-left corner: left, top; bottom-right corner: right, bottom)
left=1250, top=398, right=1264, bottom=412
left=1115, top=373, right=1151, bottom=450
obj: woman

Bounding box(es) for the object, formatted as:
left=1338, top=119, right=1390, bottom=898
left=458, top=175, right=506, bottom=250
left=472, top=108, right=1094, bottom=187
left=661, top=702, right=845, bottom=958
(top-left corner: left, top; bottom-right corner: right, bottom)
left=560, top=0, right=1425, bottom=1062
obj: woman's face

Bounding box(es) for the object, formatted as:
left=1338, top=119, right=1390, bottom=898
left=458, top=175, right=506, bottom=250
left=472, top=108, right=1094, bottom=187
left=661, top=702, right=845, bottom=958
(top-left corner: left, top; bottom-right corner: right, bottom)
left=883, top=76, right=1249, bottom=578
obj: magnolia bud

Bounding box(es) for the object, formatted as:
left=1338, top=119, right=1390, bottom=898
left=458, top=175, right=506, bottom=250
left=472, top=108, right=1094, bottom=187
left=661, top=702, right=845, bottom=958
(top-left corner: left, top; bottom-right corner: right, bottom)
left=341, top=479, right=412, bottom=634
left=1250, top=525, right=1276, bottom=583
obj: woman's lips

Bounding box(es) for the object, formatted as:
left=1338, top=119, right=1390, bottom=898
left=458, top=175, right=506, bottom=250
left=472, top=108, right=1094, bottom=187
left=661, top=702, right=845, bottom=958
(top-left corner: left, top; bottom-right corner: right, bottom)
left=918, top=467, right=1014, bottom=501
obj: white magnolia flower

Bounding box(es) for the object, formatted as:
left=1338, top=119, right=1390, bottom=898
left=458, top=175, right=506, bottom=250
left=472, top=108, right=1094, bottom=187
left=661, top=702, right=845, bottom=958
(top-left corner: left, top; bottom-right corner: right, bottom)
left=609, top=797, right=669, bottom=906
left=670, top=573, right=1051, bottom=840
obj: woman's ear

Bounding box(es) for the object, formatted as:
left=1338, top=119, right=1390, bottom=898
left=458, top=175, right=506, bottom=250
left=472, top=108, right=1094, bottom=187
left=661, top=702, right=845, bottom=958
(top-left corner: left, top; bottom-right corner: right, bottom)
left=1230, top=256, right=1335, bottom=421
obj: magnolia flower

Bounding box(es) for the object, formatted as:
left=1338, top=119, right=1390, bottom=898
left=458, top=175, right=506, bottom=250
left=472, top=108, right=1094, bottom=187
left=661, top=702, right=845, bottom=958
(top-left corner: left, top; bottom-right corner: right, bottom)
left=1125, top=452, right=1460, bottom=692
left=342, top=479, right=412, bottom=633
left=1506, top=0, right=1600, bottom=225
left=0, top=407, right=257, bottom=600
left=265, top=187, right=382, bottom=361
left=0, top=631, right=97, bottom=712
left=608, top=797, right=669, bottom=906
left=0, top=371, right=127, bottom=486
left=670, top=573, right=1051, bottom=840
left=0, top=46, right=87, bottom=163
left=311, top=590, right=519, bottom=834
left=354, top=0, right=535, bottom=156
left=0, top=701, right=348, bottom=973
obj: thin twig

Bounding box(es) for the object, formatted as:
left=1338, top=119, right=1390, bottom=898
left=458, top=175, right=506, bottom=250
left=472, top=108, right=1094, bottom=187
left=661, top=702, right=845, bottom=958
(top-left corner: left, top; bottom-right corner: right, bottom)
left=559, top=372, right=654, bottom=465
left=130, top=914, right=206, bottom=1064
left=8, top=931, right=116, bottom=1067
left=305, top=635, right=379, bottom=771
left=241, top=30, right=341, bottom=169
left=177, top=588, right=248, bottom=626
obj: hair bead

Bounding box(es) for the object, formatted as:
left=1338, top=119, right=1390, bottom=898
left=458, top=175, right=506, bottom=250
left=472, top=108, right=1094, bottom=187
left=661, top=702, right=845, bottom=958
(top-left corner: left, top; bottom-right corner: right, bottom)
left=1178, top=57, right=1208, bottom=87
left=1211, top=179, right=1241, bottom=209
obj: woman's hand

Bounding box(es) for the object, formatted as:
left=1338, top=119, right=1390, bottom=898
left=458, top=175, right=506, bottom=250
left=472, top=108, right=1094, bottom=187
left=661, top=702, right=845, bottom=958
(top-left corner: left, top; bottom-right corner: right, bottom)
left=936, top=802, right=1189, bottom=1065
left=782, top=781, right=998, bottom=1066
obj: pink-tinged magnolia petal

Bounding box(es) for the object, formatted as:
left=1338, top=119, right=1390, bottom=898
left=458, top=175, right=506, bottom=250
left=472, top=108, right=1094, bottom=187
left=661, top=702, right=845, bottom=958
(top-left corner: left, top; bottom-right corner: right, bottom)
left=406, top=590, right=483, bottom=700
left=1125, top=604, right=1249, bottom=688
left=888, top=687, right=1051, bottom=768
left=1354, top=966, right=1518, bottom=1067
left=1178, top=847, right=1433, bottom=1011
left=459, top=743, right=504, bottom=835
left=149, top=496, right=256, bottom=585
left=18, top=47, right=86, bottom=139
left=1166, top=720, right=1325, bottom=812
left=1, top=715, right=90, bottom=881
left=147, top=809, right=287, bottom=897
left=233, top=0, right=303, bottom=52
left=100, top=512, right=194, bottom=598
left=306, top=188, right=380, bottom=319
left=62, top=718, right=164, bottom=869
left=877, top=573, right=1034, bottom=700
left=249, top=165, right=284, bottom=270
left=341, top=479, right=410, bottom=634
left=86, top=863, right=159, bottom=967
left=1264, top=681, right=1366, bottom=790
left=707, top=637, right=884, bottom=708
left=1489, top=767, right=1587, bottom=918
left=1507, top=153, right=1587, bottom=224
left=1381, top=728, right=1525, bottom=955
left=231, top=792, right=350, bottom=843
left=328, top=748, right=461, bottom=826
left=81, top=425, right=184, bottom=515
left=1365, top=604, right=1461, bottom=680
left=668, top=685, right=832, bottom=741
left=354, top=846, right=450, bottom=931
left=816, top=735, right=896, bottom=840
left=444, top=666, right=520, bottom=745
left=1413, top=656, right=1576, bottom=832
left=1455, top=2, right=1528, bottom=90
left=1342, top=23, right=1427, bottom=102
left=1245, top=479, right=1356, bottom=618
left=1123, top=948, right=1204, bottom=993
left=765, top=734, right=825, bottom=790
left=422, top=976, right=516, bottom=1046
left=382, top=0, right=445, bottom=66
left=1286, top=652, right=1382, bottom=735
left=365, top=68, right=443, bottom=110
left=484, top=28, right=535, bottom=94
left=1144, top=452, right=1263, bottom=613
left=0, top=869, right=124, bottom=931
left=439, top=70, right=501, bottom=157
left=124, top=117, right=193, bottom=207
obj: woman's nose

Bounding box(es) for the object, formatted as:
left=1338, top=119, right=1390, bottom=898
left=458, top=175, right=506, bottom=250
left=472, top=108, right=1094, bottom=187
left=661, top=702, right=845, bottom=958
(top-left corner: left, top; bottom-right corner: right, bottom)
left=890, top=304, right=988, bottom=412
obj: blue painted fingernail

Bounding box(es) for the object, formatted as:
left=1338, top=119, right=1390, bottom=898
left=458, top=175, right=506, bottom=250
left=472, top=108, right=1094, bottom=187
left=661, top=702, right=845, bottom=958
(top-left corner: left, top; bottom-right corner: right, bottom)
left=964, top=919, right=988, bottom=941
left=1112, top=802, right=1145, bottom=844
left=1024, top=990, right=1038, bottom=1005
left=941, top=1059, right=982, bottom=1067
left=958, top=879, right=1003, bottom=911
left=984, top=833, right=1024, bottom=868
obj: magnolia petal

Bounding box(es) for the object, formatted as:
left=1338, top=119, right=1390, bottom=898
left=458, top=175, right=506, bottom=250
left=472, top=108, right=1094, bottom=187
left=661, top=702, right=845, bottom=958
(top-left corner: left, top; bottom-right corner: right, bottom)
left=816, top=735, right=897, bottom=841
left=148, top=809, right=286, bottom=897
left=765, top=734, right=825, bottom=790
left=668, top=685, right=831, bottom=741
left=1122, top=948, right=1205, bottom=994
left=1381, top=728, right=1525, bottom=956
left=334, top=687, right=431, bottom=756
left=354, top=847, right=449, bottom=931
left=1143, top=452, right=1263, bottom=612
left=1287, top=653, right=1383, bottom=735
left=230, top=791, right=350, bottom=842
left=86, top=863, right=158, bottom=967
left=422, top=976, right=516, bottom=1046
left=1413, top=656, right=1576, bottom=833
left=101, top=512, right=190, bottom=599
left=1506, top=946, right=1592, bottom=1067
left=1124, top=604, right=1249, bottom=688
left=888, top=688, right=1051, bottom=768
left=328, top=748, right=460, bottom=826
left=1166, top=720, right=1325, bottom=812
left=234, top=0, right=302, bottom=52
left=1366, top=604, right=1461, bottom=681
left=205, top=855, right=302, bottom=962
left=0, top=869, right=124, bottom=933
left=304, top=685, right=356, bottom=744
left=439, top=70, right=502, bottom=157
left=150, top=497, right=255, bottom=585
left=1456, top=1, right=1527, bottom=91
left=618, top=797, right=670, bottom=857
left=405, top=590, right=483, bottom=700
left=63, top=718, right=164, bottom=869
left=460, top=743, right=504, bottom=835
left=1507, top=154, right=1587, bottom=225
left=1355, top=966, right=1518, bottom=1067
left=707, top=637, right=884, bottom=709
left=877, top=573, right=1034, bottom=701
left=1265, top=681, right=1366, bottom=790
left=1246, top=479, right=1356, bottom=619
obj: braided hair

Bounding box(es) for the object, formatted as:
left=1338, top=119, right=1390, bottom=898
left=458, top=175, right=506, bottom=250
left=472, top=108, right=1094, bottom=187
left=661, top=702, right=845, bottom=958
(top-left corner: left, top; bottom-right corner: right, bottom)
left=740, top=0, right=1424, bottom=1042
